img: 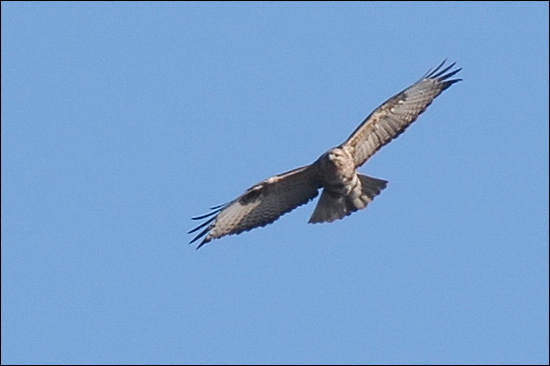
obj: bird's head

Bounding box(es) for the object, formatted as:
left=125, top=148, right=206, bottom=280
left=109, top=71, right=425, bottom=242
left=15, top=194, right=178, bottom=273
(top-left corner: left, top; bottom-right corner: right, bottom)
left=318, top=148, right=350, bottom=170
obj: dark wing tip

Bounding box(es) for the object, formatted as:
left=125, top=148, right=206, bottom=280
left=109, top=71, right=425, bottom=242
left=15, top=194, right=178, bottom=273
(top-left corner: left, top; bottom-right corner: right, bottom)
left=195, top=237, right=210, bottom=250
left=423, top=60, right=462, bottom=91
left=189, top=203, right=227, bottom=248
left=189, top=226, right=210, bottom=244
left=188, top=216, right=216, bottom=234
left=425, top=60, right=461, bottom=79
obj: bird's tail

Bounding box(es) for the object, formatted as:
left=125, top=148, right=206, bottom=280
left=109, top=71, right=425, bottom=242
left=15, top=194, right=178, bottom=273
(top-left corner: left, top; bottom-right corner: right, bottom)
left=308, top=174, right=387, bottom=223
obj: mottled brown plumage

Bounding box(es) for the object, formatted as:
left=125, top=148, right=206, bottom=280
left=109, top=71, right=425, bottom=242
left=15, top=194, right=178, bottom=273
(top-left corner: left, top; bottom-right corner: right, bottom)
left=190, top=61, right=461, bottom=248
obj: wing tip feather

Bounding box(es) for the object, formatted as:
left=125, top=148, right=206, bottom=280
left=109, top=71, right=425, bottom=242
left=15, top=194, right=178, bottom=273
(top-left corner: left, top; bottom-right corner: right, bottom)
left=189, top=203, right=228, bottom=248
left=426, top=60, right=462, bottom=84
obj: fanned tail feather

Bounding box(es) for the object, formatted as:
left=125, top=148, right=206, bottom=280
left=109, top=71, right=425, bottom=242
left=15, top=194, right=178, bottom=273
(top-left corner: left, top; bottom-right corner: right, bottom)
left=308, top=174, right=387, bottom=223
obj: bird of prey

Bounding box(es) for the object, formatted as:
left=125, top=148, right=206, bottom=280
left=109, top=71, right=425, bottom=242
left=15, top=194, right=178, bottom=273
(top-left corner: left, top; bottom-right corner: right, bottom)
left=190, top=60, right=461, bottom=248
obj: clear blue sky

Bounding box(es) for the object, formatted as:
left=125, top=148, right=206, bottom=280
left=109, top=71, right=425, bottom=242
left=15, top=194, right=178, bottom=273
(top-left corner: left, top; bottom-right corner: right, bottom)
left=2, top=2, right=548, bottom=365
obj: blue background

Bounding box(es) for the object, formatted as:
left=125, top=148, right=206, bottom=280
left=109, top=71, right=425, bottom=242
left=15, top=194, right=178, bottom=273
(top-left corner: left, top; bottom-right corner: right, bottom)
left=2, top=2, right=548, bottom=364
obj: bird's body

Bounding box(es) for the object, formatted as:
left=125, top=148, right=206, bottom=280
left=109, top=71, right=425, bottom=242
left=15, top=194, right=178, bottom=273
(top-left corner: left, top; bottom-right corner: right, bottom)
left=190, top=61, right=462, bottom=248
left=308, top=147, right=388, bottom=224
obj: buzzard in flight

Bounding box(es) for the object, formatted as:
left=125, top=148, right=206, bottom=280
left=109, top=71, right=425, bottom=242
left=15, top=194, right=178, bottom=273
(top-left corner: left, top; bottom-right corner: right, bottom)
left=190, top=61, right=461, bottom=248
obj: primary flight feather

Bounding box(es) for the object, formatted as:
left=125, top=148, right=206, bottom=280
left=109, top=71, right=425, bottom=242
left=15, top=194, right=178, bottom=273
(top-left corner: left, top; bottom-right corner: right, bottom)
left=190, top=60, right=462, bottom=248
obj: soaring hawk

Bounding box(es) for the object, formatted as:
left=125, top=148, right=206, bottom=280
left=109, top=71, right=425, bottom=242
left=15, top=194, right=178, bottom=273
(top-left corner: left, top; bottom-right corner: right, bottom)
left=190, top=61, right=461, bottom=248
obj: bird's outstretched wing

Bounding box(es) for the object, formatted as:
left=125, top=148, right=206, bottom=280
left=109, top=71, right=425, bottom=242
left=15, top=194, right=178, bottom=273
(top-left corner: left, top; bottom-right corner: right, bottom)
left=189, top=166, right=320, bottom=249
left=342, top=60, right=462, bottom=167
